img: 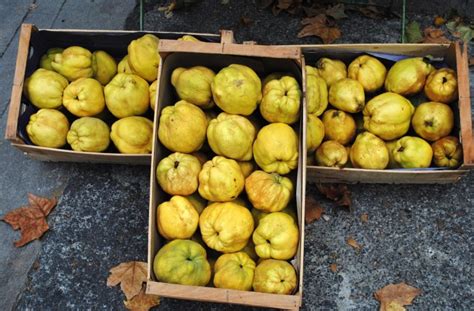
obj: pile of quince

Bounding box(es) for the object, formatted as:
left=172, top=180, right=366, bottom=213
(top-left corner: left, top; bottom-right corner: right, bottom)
left=23, top=33, right=187, bottom=153
left=153, top=63, right=302, bottom=294
left=306, top=56, right=462, bottom=169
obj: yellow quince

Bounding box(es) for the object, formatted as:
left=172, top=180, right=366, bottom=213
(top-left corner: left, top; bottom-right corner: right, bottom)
left=156, top=152, right=201, bottom=196
left=26, top=109, right=69, bottom=148
left=24, top=68, right=68, bottom=109
left=110, top=116, right=153, bottom=154
left=315, top=57, right=347, bottom=87
left=117, top=55, right=134, bottom=74
left=260, top=76, right=301, bottom=124
left=91, top=50, right=117, bottom=85
left=253, top=259, right=297, bottom=295
left=39, top=48, right=63, bottom=71
left=63, top=78, right=105, bottom=117
left=214, top=252, right=256, bottom=291
left=149, top=80, right=158, bottom=111
left=171, top=66, right=215, bottom=108
left=104, top=73, right=149, bottom=118
left=127, top=34, right=160, bottom=82
left=348, top=55, right=387, bottom=93
left=157, top=195, right=199, bottom=240
left=350, top=132, right=389, bottom=169
left=67, top=117, right=110, bottom=152
left=385, top=57, right=434, bottom=96
left=51, top=46, right=93, bottom=81
left=306, top=67, right=328, bottom=116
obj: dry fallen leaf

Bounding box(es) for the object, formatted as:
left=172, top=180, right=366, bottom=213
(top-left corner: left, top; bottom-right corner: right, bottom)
left=330, top=263, right=337, bottom=273
left=360, top=213, right=369, bottom=223
left=305, top=196, right=324, bottom=224
left=298, top=14, right=341, bottom=44
left=374, top=282, right=421, bottom=311
left=346, top=236, right=361, bottom=250
left=107, top=261, right=148, bottom=300
left=240, top=16, right=254, bottom=26
left=433, top=15, right=446, bottom=27
left=1, top=193, right=57, bottom=247
left=124, top=286, right=160, bottom=311
left=316, top=184, right=352, bottom=208
left=423, top=27, right=451, bottom=44
left=325, top=4, right=347, bottom=20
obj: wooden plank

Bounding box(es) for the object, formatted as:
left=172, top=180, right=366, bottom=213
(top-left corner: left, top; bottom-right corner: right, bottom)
left=146, top=281, right=301, bottom=309
left=5, top=23, right=34, bottom=143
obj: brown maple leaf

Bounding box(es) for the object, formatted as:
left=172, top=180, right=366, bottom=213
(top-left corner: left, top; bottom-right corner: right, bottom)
left=374, top=282, right=421, bottom=311
left=316, top=184, right=351, bottom=208
left=422, top=27, right=451, bottom=44
left=1, top=193, right=57, bottom=247
left=124, top=286, right=160, bottom=311
left=346, top=236, right=361, bottom=250
left=298, top=14, right=341, bottom=44
left=305, top=196, right=324, bottom=224
left=107, top=261, right=148, bottom=300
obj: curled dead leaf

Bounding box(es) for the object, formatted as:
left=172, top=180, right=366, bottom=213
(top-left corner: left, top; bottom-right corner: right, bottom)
left=330, top=263, right=337, bottom=273
left=346, top=236, right=361, bottom=250
left=305, top=196, right=324, bottom=224
left=107, top=261, right=148, bottom=300
left=360, top=213, right=369, bottom=223
left=124, top=286, right=160, bottom=311
left=374, top=282, right=421, bottom=311
left=422, top=27, right=451, bottom=44
left=316, top=184, right=352, bottom=208
left=433, top=15, right=446, bottom=27
left=298, top=14, right=341, bottom=44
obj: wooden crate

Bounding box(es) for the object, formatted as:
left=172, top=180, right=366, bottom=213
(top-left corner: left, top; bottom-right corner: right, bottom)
left=146, top=33, right=307, bottom=310
left=302, top=43, right=473, bottom=184
left=5, top=24, right=221, bottom=165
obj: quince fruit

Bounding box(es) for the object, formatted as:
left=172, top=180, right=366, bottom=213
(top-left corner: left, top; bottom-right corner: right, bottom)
left=158, top=100, right=207, bottom=153
left=238, top=161, right=254, bottom=178
left=117, top=55, right=133, bottom=74
left=385, top=140, right=400, bottom=169
left=91, top=50, right=117, bottom=85
left=393, top=136, right=433, bottom=168
left=253, top=212, right=299, bottom=260
left=198, top=156, right=244, bottom=202
left=149, top=80, right=158, bottom=111
left=350, top=132, right=389, bottom=169
left=306, top=68, right=328, bottom=116
left=253, top=123, right=298, bottom=175
left=186, top=193, right=207, bottom=215
left=260, top=76, right=301, bottom=124
left=245, top=170, right=294, bottom=213
left=51, top=46, right=93, bottom=81
left=385, top=57, right=434, bottom=96
left=307, top=113, right=325, bottom=153
left=329, top=78, right=365, bottom=113
left=315, top=140, right=348, bottom=168
left=178, top=35, right=201, bottom=42
left=213, top=252, right=256, bottom=291
left=412, top=101, right=454, bottom=141
left=262, top=72, right=292, bottom=89
left=110, top=116, right=153, bottom=154
left=171, top=66, right=215, bottom=108
left=127, top=34, right=160, bottom=82
left=322, top=109, right=356, bottom=145
left=199, top=202, right=254, bottom=253
left=251, top=206, right=297, bottom=225
left=153, top=239, right=211, bottom=286
left=315, top=57, right=347, bottom=87
left=424, top=68, right=458, bottom=104
left=67, top=117, right=110, bottom=152
left=253, top=259, right=297, bottom=295
left=39, top=48, right=63, bottom=71
left=363, top=92, right=414, bottom=140
left=157, top=195, right=199, bottom=239
left=104, top=73, right=149, bottom=118
left=24, top=68, right=69, bottom=109
left=63, top=78, right=105, bottom=117
left=26, top=109, right=69, bottom=148
left=207, top=112, right=256, bottom=161
left=432, top=136, right=463, bottom=168
left=211, top=64, right=262, bottom=115
left=157, top=152, right=201, bottom=196
left=348, top=55, right=387, bottom=93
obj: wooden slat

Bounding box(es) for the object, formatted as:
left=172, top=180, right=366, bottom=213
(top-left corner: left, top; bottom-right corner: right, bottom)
left=5, top=24, right=34, bottom=143
left=146, top=281, right=301, bottom=309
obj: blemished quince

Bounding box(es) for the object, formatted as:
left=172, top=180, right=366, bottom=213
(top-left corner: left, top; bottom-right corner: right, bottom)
left=178, top=35, right=201, bottom=42
left=117, top=55, right=133, bottom=74
left=350, top=132, right=389, bottom=169
left=186, top=193, right=207, bottom=215
left=66, top=117, right=110, bottom=152
left=213, top=252, right=256, bottom=291
left=322, top=109, right=356, bottom=145
left=63, top=78, right=105, bottom=117
left=260, top=76, right=301, bottom=124
left=91, top=50, right=117, bottom=85
left=432, top=136, right=463, bottom=168
left=157, top=195, right=199, bottom=240
left=253, top=259, right=297, bottom=295
left=262, top=72, right=292, bottom=89
left=245, top=170, right=294, bottom=213
left=238, top=161, right=254, bottom=178
left=149, top=80, right=158, bottom=111
left=253, top=123, right=298, bottom=175
left=253, top=212, right=299, bottom=260
left=127, top=34, right=160, bottom=82
left=153, top=239, right=211, bottom=286
left=24, top=68, right=69, bottom=109
left=39, top=48, right=63, bottom=71
left=171, top=66, right=215, bottom=108
left=412, top=101, right=454, bottom=141
left=385, top=140, right=401, bottom=169
left=251, top=205, right=297, bottom=226
left=307, top=113, right=325, bottom=153
left=26, top=109, right=69, bottom=148
left=207, top=112, right=256, bottom=161
left=51, top=46, right=93, bottom=81
left=110, top=116, right=153, bottom=154
left=104, top=73, right=149, bottom=118
left=315, top=140, right=348, bottom=168
left=199, top=202, right=254, bottom=253
left=156, top=152, right=201, bottom=196
left=211, top=64, right=262, bottom=115
left=158, top=100, right=207, bottom=153
left=198, top=156, right=245, bottom=202
left=315, top=57, right=347, bottom=87
left=385, top=57, right=434, bottom=96
left=393, top=136, right=433, bottom=168
left=329, top=78, right=365, bottom=113
left=348, top=55, right=387, bottom=93
left=306, top=68, right=328, bottom=116
left=424, top=68, right=458, bottom=104
left=363, top=92, right=414, bottom=140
